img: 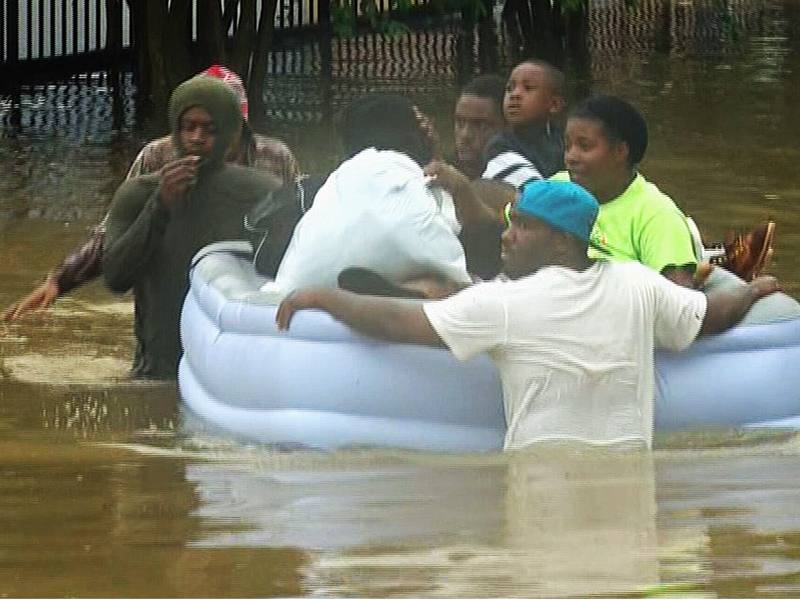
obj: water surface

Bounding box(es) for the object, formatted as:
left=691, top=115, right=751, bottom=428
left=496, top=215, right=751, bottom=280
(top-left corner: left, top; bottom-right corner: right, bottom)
left=1, top=2, right=800, bottom=596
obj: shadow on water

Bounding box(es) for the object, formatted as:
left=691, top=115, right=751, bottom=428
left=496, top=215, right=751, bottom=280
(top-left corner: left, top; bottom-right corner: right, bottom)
left=1, top=0, right=800, bottom=596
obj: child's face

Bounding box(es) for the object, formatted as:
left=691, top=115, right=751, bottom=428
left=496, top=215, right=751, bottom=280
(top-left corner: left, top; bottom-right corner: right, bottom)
left=503, top=63, right=561, bottom=128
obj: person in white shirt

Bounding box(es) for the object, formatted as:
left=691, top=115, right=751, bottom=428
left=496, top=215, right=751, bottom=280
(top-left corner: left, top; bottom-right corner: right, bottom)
left=276, top=180, right=779, bottom=451
left=261, top=93, right=470, bottom=298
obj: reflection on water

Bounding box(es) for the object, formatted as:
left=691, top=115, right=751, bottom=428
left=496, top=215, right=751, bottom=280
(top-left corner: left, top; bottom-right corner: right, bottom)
left=299, top=447, right=660, bottom=598
left=2, top=0, right=800, bottom=595
left=0, top=435, right=307, bottom=597
left=656, top=447, right=800, bottom=597
left=1, top=438, right=786, bottom=598
left=185, top=452, right=506, bottom=551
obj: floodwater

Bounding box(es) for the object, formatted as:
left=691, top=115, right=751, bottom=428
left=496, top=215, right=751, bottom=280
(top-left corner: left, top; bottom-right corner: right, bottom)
left=2, top=2, right=800, bottom=597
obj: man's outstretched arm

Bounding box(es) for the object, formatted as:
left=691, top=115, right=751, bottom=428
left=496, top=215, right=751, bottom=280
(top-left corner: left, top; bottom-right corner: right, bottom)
left=2, top=140, right=168, bottom=322
left=699, top=275, right=780, bottom=336
left=2, top=225, right=106, bottom=322
left=276, top=288, right=446, bottom=348
left=424, top=160, right=508, bottom=226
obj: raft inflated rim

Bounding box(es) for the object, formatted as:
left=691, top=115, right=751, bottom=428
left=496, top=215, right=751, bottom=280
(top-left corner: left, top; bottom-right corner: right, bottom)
left=179, top=243, right=800, bottom=451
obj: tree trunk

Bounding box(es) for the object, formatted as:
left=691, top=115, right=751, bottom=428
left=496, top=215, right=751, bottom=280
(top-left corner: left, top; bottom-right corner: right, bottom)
left=502, top=0, right=535, bottom=59
left=231, top=0, right=258, bottom=77
left=106, top=0, right=125, bottom=133
left=129, top=1, right=170, bottom=129
left=128, top=1, right=148, bottom=95
left=477, top=0, right=500, bottom=74
left=502, top=0, right=577, bottom=65
left=165, top=0, right=197, bottom=80
left=106, top=0, right=123, bottom=62
left=128, top=0, right=197, bottom=131
left=455, top=17, right=475, bottom=86
left=196, top=0, right=227, bottom=67
left=526, top=0, right=561, bottom=63
left=565, top=1, right=591, bottom=93
left=247, top=0, right=280, bottom=129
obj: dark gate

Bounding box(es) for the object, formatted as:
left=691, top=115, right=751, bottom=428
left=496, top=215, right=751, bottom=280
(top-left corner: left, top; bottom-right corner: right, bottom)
left=0, top=0, right=131, bottom=84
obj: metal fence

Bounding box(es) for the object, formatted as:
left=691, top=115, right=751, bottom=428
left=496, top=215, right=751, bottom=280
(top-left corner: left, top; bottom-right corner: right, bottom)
left=0, top=0, right=434, bottom=80
left=264, top=27, right=471, bottom=123
left=1, top=0, right=130, bottom=62
left=0, top=0, right=784, bottom=141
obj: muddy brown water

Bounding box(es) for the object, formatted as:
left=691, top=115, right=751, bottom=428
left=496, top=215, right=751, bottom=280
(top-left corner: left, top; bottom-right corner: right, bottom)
left=2, top=10, right=800, bottom=598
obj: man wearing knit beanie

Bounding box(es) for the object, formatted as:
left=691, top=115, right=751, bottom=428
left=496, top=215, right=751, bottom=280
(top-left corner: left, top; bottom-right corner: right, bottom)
left=102, top=74, right=282, bottom=379
left=3, top=64, right=298, bottom=323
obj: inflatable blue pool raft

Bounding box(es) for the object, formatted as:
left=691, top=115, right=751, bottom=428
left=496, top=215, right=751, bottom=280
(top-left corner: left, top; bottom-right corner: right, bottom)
left=179, top=243, right=800, bottom=452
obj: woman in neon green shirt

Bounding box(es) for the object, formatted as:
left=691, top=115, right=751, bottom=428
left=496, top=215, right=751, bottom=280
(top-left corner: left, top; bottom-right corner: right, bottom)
left=553, top=95, right=698, bottom=287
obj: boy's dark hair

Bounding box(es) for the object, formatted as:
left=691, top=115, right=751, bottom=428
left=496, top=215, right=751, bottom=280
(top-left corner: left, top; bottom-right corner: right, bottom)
left=336, top=93, right=433, bottom=165
left=518, top=59, right=566, bottom=99
left=570, top=94, right=648, bottom=167
left=460, top=74, right=506, bottom=116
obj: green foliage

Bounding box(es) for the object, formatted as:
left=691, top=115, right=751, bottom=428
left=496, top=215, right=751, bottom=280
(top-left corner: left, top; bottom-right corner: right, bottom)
left=428, top=0, right=486, bottom=22
left=331, top=0, right=410, bottom=36
left=561, top=0, right=588, bottom=13
left=713, top=0, right=742, bottom=42
left=331, top=0, right=356, bottom=36
left=330, top=0, right=485, bottom=37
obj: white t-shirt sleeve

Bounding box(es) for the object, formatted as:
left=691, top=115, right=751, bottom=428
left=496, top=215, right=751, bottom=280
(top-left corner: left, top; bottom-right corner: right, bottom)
left=422, top=282, right=507, bottom=361
left=650, top=273, right=707, bottom=351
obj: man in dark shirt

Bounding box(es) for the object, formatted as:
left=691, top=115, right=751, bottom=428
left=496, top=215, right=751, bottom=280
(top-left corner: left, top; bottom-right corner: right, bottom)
left=102, top=74, right=281, bottom=379
left=3, top=65, right=298, bottom=322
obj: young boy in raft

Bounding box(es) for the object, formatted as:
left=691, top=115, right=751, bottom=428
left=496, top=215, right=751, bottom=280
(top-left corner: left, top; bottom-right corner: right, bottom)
left=425, top=60, right=567, bottom=278
left=482, top=59, right=566, bottom=188
left=427, top=60, right=566, bottom=206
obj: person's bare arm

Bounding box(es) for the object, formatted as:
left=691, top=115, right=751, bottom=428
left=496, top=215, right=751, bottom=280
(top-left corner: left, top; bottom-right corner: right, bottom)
left=276, top=288, right=446, bottom=348
left=699, top=275, right=779, bottom=336
left=2, top=280, right=60, bottom=321
left=470, top=179, right=518, bottom=216
left=425, top=161, right=510, bottom=226
left=661, top=265, right=696, bottom=289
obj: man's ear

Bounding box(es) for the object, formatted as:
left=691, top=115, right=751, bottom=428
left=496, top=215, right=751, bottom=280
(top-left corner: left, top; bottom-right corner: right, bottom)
left=549, top=95, right=565, bottom=118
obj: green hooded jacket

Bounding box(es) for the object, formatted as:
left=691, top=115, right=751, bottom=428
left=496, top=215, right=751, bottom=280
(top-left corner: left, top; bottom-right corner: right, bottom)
left=103, top=75, right=281, bottom=379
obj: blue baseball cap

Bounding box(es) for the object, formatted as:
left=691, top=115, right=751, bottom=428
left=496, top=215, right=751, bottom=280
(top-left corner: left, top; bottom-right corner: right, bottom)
left=515, top=180, right=599, bottom=243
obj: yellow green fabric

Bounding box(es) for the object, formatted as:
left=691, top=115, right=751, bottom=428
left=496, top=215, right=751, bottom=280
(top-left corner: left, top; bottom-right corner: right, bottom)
left=550, top=171, right=697, bottom=273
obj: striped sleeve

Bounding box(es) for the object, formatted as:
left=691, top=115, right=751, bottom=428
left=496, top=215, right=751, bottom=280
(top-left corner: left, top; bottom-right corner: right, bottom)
left=482, top=151, right=543, bottom=190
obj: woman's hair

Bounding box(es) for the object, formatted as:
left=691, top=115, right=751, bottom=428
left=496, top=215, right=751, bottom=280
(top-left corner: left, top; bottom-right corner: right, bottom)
left=336, top=92, right=433, bottom=165
left=460, top=74, right=506, bottom=116
left=570, top=95, right=648, bottom=167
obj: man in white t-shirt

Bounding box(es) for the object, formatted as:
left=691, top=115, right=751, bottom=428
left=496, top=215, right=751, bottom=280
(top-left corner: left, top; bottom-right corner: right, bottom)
left=276, top=180, right=779, bottom=451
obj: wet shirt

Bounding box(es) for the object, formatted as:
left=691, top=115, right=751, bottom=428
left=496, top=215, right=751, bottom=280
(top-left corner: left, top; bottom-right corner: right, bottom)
left=423, top=260, right=707, bottom=450
left=50, top=130, right=298, bottom=294
left=103, top=164, right=280, bottom=379
left=264, top=148, right=470, bottom=296
left=551, top=171, right=698, bottom=274
left=103, top=75, right=282, bottom=379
